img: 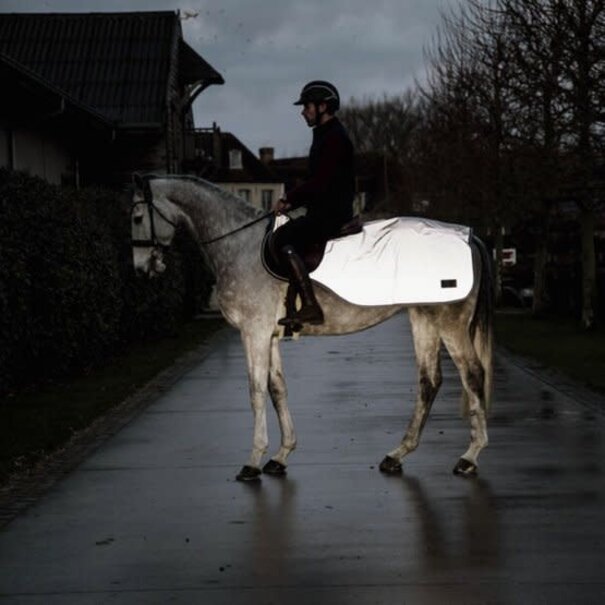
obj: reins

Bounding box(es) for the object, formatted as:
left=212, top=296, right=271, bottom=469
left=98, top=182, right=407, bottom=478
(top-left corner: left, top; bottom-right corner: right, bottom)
left=201, top=211, right=273, bottom=245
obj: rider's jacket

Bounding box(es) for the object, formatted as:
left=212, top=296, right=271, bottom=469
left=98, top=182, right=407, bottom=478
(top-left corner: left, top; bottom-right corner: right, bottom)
left=285, top=117, right=355, bottom=237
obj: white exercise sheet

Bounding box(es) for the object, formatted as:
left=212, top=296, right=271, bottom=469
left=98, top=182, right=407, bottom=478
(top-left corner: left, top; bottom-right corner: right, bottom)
left=309, top=217, right=474, bottom=305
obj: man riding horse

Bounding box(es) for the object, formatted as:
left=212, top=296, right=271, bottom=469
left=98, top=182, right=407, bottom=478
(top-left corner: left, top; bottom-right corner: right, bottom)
left=272, top=80, right=356, bottom=327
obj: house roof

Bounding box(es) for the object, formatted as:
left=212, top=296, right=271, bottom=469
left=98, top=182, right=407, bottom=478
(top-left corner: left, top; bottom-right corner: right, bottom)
left=194, top=129, right=282, bottom=184
left=269, top=156, right=308, bottom=189
left=0, top=11, right=224, bottom=126
left=0, top=51, right=113, bottom=136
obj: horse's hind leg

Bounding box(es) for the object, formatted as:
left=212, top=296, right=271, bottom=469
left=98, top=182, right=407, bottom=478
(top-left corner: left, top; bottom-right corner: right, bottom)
left=442, top=328, right=488, bottom=477
left=380, top=310, right=442, bottom=474
left=263, top=335, right=297, bottom=476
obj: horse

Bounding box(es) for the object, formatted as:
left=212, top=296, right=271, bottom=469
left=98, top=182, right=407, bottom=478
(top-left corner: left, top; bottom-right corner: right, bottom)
left=130, top=174, right=493, bottom=481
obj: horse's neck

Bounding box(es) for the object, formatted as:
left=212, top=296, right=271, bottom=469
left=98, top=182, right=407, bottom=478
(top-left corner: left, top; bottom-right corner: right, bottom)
left=168, top=178, right=261, bottom=273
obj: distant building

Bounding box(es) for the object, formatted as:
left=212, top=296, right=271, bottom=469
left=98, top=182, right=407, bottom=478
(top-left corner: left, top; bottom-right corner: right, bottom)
left=188, top=124, right=283, bottom=211
left=0, top=11, right=224, bottom=187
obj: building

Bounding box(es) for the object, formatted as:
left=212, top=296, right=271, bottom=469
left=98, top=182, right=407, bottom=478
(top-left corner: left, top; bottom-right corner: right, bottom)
left=0, top=51, right=114, bottom=186
left=0, top=11, right=224, bottom=187
left=188, top=124, right=283, bottom=211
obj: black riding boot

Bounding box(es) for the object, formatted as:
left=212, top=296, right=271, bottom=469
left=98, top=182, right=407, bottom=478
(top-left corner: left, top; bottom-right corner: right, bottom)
left=278, top=246, right=324, bottom=326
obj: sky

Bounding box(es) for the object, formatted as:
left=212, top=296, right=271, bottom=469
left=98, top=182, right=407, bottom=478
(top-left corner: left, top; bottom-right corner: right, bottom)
left=0, top=0, right=461, bottom=158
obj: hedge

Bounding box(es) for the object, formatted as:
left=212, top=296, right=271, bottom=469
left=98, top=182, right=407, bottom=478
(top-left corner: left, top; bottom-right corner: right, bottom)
left=0, top=168, right=214, bottom=397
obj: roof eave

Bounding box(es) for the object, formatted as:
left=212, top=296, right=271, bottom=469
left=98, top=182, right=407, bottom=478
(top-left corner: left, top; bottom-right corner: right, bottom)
left=180, top=40, right=224, bottom=86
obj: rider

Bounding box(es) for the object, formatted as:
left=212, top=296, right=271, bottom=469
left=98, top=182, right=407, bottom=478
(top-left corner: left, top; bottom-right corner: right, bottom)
left=273, top=80, right=355, bottom=327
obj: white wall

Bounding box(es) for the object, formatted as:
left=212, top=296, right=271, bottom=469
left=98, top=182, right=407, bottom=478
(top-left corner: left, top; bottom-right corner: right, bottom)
left=219, top=182, right=284, bottom=211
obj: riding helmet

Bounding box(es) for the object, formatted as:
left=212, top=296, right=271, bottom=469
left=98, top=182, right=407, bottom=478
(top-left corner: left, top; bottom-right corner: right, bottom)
left=293, top=80, right=340, bottom=111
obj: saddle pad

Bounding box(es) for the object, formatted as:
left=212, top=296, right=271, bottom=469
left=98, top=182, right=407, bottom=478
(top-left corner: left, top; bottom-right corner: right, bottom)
left=310, top=217, right=474, bottom=305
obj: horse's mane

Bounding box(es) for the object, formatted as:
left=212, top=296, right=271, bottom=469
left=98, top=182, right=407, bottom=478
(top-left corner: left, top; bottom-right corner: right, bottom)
left=145, top=174, right=262, bottom=219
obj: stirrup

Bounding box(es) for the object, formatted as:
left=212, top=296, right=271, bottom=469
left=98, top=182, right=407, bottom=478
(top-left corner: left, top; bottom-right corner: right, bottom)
left=290, top=305, right=324, bottom=326
left=278, top=315, right=303, bottom=331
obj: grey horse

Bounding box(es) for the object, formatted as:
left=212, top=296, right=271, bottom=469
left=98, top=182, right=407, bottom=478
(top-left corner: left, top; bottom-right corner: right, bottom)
left=131, top=174, right=493, bottom=481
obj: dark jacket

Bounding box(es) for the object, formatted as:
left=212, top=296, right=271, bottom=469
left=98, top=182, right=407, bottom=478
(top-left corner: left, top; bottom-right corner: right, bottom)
left=286, top=117, right=355, bottom=236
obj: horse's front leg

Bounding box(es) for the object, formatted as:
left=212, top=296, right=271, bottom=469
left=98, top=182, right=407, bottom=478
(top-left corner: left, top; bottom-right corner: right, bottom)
left=380, top=311, right=442, bottom=474
left=236, top=329, right=272, bottom=482
left=263, top=335, right=297, bottom=476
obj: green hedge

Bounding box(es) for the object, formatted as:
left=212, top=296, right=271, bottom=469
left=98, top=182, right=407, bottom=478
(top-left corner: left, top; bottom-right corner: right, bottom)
left=0, top=169, right=213, bottom=396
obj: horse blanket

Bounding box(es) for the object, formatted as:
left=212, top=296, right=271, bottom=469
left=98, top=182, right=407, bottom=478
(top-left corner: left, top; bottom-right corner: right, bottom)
left=308, top=217, right=474, bottom=306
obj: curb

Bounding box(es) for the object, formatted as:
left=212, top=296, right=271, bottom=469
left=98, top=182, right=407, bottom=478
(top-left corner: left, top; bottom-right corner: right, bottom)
left=496, top=347, right=605, bottom=416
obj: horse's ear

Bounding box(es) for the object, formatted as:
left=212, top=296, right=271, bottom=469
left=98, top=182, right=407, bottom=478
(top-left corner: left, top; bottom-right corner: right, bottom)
left=132, top=172, right=144, bottom=191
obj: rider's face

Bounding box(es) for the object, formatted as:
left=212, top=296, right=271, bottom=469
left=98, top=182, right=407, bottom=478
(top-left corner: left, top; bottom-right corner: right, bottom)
left=301, top=101, right=326, bottom=127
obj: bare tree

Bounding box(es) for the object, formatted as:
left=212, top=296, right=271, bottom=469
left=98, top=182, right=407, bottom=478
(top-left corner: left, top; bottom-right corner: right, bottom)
left=497, top=0, right=568, bottom=315
left=496, top=0, right=604, bottom=325
left=420, top=0, right=604, bottom=323
left=419, top=0, right=521, bottom=300
left=340, top=91, right=421, bottom=213
left=558, top=0, right=605, bottom=328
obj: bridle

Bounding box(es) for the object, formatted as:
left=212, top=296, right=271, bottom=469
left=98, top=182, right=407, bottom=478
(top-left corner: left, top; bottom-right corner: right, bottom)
left=131, top=179, right=178, bottom=249
left=130, top=177, right=273, bottom=249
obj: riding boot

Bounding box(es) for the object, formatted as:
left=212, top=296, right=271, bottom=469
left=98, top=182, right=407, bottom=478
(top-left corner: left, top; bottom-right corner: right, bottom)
left=278, top=246, right=324, bottom=326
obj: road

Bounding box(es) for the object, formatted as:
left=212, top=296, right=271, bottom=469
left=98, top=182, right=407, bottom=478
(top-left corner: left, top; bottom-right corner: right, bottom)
left=0, top=314, right=603, bottom=604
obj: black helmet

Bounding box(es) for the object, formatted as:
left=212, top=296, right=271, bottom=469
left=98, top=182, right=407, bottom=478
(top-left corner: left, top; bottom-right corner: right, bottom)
left=294, top=80, right=340, bottom=111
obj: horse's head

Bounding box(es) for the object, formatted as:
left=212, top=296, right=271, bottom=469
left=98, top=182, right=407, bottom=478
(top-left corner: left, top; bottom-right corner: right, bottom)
left=131, top=174, right=178, bottom=277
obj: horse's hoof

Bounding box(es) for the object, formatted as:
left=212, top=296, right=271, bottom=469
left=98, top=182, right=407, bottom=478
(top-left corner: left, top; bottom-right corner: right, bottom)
left=379, top=455, right=402, bottom=474
left=453, top=458, right=478, bottom=477
left=263, top=459, right=287, bottom=476
left=236, top=465, right=262, bottom=482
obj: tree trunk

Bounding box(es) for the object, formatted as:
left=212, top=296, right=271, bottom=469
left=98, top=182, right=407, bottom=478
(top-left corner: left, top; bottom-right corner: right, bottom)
left=532, top=231, right=549, bottom=316
left=579, top=207, right=596, bottom=330
left=494, top=223, right=504, bottom=305
left=532, top=207, right=551, bottom=316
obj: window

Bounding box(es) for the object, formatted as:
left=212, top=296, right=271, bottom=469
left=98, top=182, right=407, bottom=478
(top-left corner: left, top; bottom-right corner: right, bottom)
left=229, top=149, right=243, bottom=169
left=238, top=188, right=251, bottom=202
left=261, top=189, right=274, bottom=211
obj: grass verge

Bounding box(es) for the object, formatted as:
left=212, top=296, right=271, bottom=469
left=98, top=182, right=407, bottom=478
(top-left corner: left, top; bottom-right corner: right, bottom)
left=495, top=311, right=605, bottom=395
left=0, top=317, right=224, bottom=483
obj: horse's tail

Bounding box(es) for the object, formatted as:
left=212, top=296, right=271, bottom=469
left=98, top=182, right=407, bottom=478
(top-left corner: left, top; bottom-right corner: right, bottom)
left=468, top=235, right=494, bottom=412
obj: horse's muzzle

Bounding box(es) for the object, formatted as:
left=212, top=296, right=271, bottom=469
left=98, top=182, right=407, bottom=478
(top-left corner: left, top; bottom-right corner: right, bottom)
left=133, top=247, right=166, bottom=277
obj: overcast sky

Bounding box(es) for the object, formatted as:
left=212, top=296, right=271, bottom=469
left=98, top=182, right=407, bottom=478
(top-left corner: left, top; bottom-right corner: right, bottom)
left=0, top=0, right=460, bottom=158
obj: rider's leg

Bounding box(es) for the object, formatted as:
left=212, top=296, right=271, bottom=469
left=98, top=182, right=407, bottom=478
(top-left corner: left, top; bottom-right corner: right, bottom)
left=278, top=245, right=324, bottom=326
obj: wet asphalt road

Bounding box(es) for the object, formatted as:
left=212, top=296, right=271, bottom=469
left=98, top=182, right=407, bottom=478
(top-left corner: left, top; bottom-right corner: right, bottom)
left=0, top=314, right=604, bottom=604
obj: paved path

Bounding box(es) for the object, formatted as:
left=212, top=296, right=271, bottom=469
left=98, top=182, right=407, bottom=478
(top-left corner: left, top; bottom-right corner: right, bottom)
left=0, top=314, right=604, bottom=604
